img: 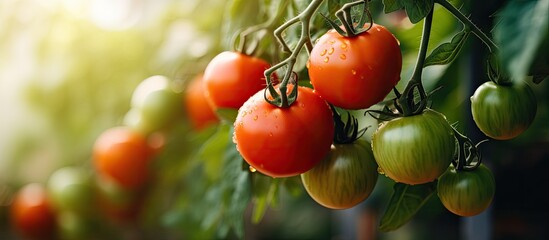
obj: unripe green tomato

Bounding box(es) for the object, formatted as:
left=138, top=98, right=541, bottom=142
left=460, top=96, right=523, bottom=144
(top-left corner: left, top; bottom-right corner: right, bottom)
left=372, top=109, right=455, bottom=185
left=56, top=211, right=98, bottom=240
left=48, top=167, right=94, bottom=214
left=126, top=75, right=183, bottom=134
left=437, top=164, right=495, bottom=217
left=301, top=140, right=378, bottom=209
left=470, top=81, right=537, bottom=140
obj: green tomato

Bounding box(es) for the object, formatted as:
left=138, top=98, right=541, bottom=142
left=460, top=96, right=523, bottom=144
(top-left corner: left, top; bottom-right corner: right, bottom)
left=126, top=75, right=183, bottom=134
left=372, top=109, right=455, bottom=185
left=470, top=81, right=537, bottom=140
left=301, top=140, right=378, bottom=209
left=48, top=167, right=94, bottom=214
left=437, top=164, right=495, bottom=217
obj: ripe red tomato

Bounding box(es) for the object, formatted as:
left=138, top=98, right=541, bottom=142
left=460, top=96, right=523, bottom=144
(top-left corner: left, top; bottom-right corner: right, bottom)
left=93, top=126, right=154, bottom=189
left=308, top=24, right=402, bottom=110
left=10, top=183, right=57, bottom=240
left=233, top=86, right=334, bottom=177
left=203, top=51, right=271, bottom=110
left=184, top=74, right=219, bottom=130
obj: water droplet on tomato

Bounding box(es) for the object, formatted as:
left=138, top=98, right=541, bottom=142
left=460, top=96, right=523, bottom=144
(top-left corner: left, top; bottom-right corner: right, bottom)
left=328, top=39, right=336, bottom=44
left=324, top=56, right=329, bottom=63
left=328, top=47, right=334, bottom=55
left=339, top=54, right=346, bottom=60
left=306, top=60, right=310, bottom=69
left=340, top=43, right=347, bottom=50
left=320, top=49, right=327, bottom=56
left=377, top=167, right=385, bottom=175
left=249, top=166, right=257, bottom=172
left=351, top=69, right=357, bottom=75
left=253, top=115, right=258, bottom=120
left=269, top=132, right=273, bottom=137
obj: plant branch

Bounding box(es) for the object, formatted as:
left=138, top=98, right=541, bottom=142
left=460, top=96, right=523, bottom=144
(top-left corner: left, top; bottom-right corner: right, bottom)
left=264, top=0, right=325, bottom=107
left=435, top=0, right=498, bottom=53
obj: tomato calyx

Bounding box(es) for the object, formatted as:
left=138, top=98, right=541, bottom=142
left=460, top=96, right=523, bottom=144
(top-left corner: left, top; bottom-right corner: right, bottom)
left=332, top=106, right=367, bottom=144
left=451, top=126, right=487, bottom=171
left=264, top=72, right=298, bottom=108
left=487, top=53, right=513, bottom=86
left=321, top=0, right=373, bottom=38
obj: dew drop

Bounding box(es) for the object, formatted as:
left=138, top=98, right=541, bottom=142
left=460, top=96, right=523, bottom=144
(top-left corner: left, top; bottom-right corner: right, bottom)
left=324, top=56, right=329, bottom=63
left=249, top=166, right=257, bottom=173
left=377, top=166, right=385, bottom=175
left=328, top=39, right=336, bottom=44
left=340, top=43, right=347, bottom=50
left=253, top=115, right=258, bottom=120
left=306, top=60, right=310, bottom=69
left=320, top=49, right=327, bottom=56
left=269, top=132, right=273, bottom=137
left=327, top=47, right=334, bottom=55
left=351, top=69, right=357, bottom=75
left=396, top=39, right=401, bottom=46
left=232, top=135, right=237, bottom=143
left=339, top=54, right=346, bottom=60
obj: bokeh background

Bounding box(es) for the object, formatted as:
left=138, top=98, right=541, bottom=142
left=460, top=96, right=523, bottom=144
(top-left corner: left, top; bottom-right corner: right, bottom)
left=1, top=0, right=548, bottom=239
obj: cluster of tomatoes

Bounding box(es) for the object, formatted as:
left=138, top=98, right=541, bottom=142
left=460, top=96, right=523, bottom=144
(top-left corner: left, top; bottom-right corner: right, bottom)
left=9, top=17, right=539, bottom=238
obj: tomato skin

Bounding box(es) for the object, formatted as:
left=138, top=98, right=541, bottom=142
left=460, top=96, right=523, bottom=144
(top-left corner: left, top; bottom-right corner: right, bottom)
left=47, top=167, right=94, bottom=214
left=233, top=86, right=334, bottom=178
left=437, top=164, right=495, bottom=217
left=125, top=75, right=183, bottom=134
left=301, top=140, right=378, bottom=209
left=10, top=183, right=57, bottom=240
left=372, top=109, right=455, bottom=185
left=308, top=24, right=402, bottom=110
left=93, top=127, right=153, bottom=189
left=203, top=51, right=270, bottom=110
left=470, top=81, right=537, bottom=140
left=184, top=74, right=219, bottom=130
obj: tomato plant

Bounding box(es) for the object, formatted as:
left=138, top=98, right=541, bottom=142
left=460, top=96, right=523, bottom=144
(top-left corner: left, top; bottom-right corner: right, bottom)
left=301, top=139, right=378, bottom=209
left=93, top=126, right=154, bottom=189
left=203, top=51, right=271, bottom=110
left=308, top=23, right=402, bottom=110
left=471, top=80, right=537, bottom=140
left=437, top=164, right=496, bottom=217
left=124, top=75, right=183, bottom=135
left=233, top=86, right=334, bottom=177
left=47, top=167, right=94, bottom=214
left=372, top=109, right=455, bottom=185
left=184, top=74, right=219, bottom=130
left=10, top=183, right=57, bottom=240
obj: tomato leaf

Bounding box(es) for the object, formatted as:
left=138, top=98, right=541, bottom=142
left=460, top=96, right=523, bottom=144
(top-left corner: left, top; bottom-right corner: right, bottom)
left=198, top=124, right=230, bottom=181
left=251, top=176, right=280, bottom=224
left=424, top=30, right=470, bottom=67
left=382, top=0, right=434, bottom=24
left=494, top=0, right=549, bottom=83
left=379, top=182, right=436, bottom=232
left=382, top=0, right=405, bottom=13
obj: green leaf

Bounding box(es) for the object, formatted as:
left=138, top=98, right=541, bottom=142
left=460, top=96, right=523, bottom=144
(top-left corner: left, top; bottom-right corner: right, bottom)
left=424, top=30, right=470, bottom=67
left=402, top=0, right=434, bottom=24
left=494, top=0, right=549, bottom=83
left=379, top=182, right=436, bottom=232
left=383, top=0, right=434, bottom=23
left=215, top=108, right=239, bottom=123
left=382, top=0, right=404, bottom=13
left=198, top=124, right=230, bottom=181
left=251, top=176, right=280, bottom=224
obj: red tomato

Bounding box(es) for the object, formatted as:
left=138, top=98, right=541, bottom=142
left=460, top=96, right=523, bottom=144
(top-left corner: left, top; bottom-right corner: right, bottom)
left=93, top=127, right=153, bottom=189
left=308, top=24, right=402, bottom=110
left=10, top=183, right=57, bottom=240
left=233, top=86, right=334, bottom=177
left=203, top=51, right=270, bottom=110
left=184, top=74, right=219, bottom=130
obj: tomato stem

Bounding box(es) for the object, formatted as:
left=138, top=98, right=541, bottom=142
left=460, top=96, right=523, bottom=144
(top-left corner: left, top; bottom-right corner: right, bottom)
left=234, top=0, right=290, bottom=56
left=451, top=127, right=483, bottom=171
left=397, top=8, right=434, bottom=116
left=435, top=0, right=499, bottom=53
left=264, top=0, right=325, bottom=108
